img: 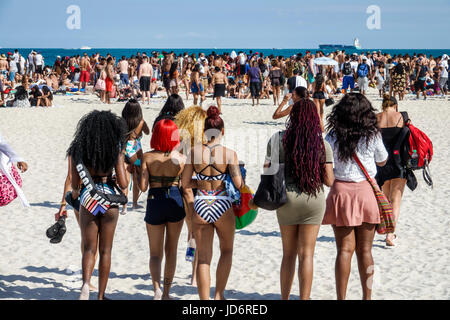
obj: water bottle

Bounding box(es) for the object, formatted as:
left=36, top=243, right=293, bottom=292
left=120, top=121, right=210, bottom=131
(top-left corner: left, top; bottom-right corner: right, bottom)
left=185, top=239, right=196, bottom=262
left=410, top=150, right=419, bottom=168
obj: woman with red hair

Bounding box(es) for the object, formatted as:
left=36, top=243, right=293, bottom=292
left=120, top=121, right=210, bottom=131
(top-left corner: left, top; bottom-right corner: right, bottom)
left=181, top=106, right=244, bottom=300
left=138, top=119, right=189, bottom=300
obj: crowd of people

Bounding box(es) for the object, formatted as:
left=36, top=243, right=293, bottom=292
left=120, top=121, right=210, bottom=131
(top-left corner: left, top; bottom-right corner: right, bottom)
left=0, top=47, right=438, bottom=301
left=34, top=86, right=413, bottom=300
left=1, top=49, right=448, bottom=108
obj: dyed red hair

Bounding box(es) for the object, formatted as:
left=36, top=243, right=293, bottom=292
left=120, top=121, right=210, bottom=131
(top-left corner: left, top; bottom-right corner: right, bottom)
left=151, top=119, right=180, bottom=152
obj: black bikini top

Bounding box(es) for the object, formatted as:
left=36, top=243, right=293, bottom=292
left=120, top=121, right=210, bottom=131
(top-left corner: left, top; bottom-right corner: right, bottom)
left=194, top=145, right=227, bottom=182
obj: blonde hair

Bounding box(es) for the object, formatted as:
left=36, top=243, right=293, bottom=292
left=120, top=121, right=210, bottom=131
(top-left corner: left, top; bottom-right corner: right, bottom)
left=174, top=106, right=207, bottom=147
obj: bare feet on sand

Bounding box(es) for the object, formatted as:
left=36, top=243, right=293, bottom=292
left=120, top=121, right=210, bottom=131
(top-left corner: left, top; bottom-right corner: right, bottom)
left=154, top=288, right=163, bottom=300
left=79, top=283, right=90, bottom=300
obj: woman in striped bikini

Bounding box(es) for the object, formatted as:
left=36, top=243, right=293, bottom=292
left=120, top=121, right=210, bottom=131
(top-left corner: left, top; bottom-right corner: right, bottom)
left=181, top=106, right=244, bottom=300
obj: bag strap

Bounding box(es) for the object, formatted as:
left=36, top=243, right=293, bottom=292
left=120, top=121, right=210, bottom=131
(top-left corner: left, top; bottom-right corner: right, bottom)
left=352, top=153, right=379, bottom=192
left=76, top=162, right=128, bottom=205
left=400, top=111, right=410, bottom=125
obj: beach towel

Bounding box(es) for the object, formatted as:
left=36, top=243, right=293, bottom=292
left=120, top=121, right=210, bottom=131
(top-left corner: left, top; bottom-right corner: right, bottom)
left=0, top=134, right=29, bottom=207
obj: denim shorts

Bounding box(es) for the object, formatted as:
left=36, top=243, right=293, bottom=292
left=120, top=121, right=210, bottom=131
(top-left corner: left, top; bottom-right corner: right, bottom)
left=145, top=187, right=185, bottom=225
left=120, top=73, right=129, bottom=85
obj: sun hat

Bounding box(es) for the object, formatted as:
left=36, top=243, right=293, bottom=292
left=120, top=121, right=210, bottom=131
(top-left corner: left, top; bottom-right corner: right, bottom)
left=0, top=54, right=6, bottom=60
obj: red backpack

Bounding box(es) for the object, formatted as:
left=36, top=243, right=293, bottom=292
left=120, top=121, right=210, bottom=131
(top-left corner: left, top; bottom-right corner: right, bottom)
left=401, top=112, right=433, bottom=169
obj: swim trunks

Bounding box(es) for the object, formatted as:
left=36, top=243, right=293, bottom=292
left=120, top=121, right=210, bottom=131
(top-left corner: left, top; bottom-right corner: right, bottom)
left=140, top=76, right=151, bottom=91
left=80, top=71, right=90, bottom=83
left=105, top=77, right=113, bottom=92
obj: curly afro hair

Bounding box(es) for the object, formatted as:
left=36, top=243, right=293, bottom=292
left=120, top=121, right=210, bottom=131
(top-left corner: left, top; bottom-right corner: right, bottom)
left=67, top=110, right=128, bottom=173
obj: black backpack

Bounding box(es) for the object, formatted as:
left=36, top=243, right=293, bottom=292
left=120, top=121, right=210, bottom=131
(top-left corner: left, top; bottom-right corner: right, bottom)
left=343, top=62, right=353, bottom=76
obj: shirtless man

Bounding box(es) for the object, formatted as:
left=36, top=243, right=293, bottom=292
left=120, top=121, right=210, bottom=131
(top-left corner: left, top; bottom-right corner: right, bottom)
left=0, top=54, right=8, bottom=82
left=151, top=52, right=159, bottom=81
left=117, top=56, right=130, bottom=87
left=200, top=59, right=211, bottom=95
left=211, top=67, right=229, bottom=112
left=162, top=52, right=173, bottom=97
left=79, top=53, right=90, bottom=92
left=139, top=56, right=153, bottom=104
left=105, top=57, right=115, bottom=104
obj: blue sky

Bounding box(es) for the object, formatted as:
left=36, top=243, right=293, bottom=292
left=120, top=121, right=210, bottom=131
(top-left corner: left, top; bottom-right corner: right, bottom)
left=0, top=0, right=448, bottom=49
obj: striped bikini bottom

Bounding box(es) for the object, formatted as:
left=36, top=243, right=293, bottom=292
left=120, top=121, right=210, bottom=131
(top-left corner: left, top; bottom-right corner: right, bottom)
left=194, top=190, right=232, bottom=224
left=80, top=182, right=117, bottom=216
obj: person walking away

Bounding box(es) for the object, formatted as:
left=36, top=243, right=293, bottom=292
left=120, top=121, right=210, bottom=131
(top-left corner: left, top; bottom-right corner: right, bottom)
left=181, top=106, right=244, bottom=300
left=323, top=93, right=388, bottom=300
left=269, top=60, right=283, bottom=106
left=250, top=98, right=334, bottom=300
left=67, top=111, right=129, bottom=300
left=356, top=58, right=370, bottom=95
left=376, top=95, right=412, bottom=247
left=212, top=67, right=228, bottom=111
left=312, top=74, right=326, bottom=131
left=138, top=119, right=188, bottom=300
left=341, top=56, right=355, bottom=93
left=390, top=62, right=407, bottom=101
left=414, top=58, right=428, bottom=100
left=247, top=61, right=263, bottom=106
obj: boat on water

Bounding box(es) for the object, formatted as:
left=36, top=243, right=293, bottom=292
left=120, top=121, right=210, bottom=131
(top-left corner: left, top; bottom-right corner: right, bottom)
left=80, top=46, right=91, bottom=50
left=319, top=38, right=361, bottom=50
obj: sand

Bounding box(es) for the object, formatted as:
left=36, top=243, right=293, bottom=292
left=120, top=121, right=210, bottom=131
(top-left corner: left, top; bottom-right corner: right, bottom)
left=0, top=88, right=449, bottom=300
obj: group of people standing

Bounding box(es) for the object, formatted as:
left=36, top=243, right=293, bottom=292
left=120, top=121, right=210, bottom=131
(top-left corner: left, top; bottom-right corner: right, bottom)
left=46, top=79, right=413, bottom=301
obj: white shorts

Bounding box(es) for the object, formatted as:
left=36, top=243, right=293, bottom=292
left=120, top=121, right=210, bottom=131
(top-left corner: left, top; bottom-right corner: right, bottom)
left=357, top=77, right=369, bottom=91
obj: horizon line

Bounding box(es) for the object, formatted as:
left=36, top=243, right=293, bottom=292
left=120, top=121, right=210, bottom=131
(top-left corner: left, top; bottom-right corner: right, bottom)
left=1, top=47, right=449, bottom=51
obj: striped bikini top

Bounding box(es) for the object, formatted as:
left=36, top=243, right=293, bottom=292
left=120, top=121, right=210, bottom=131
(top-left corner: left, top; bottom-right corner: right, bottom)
left=194, top=145, right=227, bottom=182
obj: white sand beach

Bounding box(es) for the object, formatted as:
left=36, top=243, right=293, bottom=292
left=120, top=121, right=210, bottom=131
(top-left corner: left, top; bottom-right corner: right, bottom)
left=0, top=89, right=449, bottom=300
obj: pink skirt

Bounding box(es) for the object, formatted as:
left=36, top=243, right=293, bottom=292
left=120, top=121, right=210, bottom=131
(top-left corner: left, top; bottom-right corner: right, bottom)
left=322, top=180, right=380, bottom=227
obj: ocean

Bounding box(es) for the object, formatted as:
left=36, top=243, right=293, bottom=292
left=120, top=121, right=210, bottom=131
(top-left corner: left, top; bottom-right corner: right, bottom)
left=1, top=48, right=449, bottom=66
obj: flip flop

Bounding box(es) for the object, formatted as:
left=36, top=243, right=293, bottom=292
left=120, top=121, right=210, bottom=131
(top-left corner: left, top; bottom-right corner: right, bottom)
left=46, top=216, right=66, bottom=239
left=50, top=224, right=66, bottom=244
left=386, top=234, right=397, bottom=247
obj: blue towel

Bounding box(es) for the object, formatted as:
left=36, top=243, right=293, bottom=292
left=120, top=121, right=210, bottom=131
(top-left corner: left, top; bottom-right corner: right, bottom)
left=224, top=166, right=247, bottom=204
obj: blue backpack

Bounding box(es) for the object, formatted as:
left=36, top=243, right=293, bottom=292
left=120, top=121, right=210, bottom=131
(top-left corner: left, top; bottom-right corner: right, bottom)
left=357, top=64, right=369, bottom=78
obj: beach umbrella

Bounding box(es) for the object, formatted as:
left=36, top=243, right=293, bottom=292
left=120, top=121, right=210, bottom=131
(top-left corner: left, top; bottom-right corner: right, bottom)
left=313, top=57, right=339, bottom=66
left=313, top=57, right=339, bottom=72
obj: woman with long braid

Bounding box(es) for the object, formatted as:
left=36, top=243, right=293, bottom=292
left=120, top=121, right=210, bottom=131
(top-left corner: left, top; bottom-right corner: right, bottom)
left=251, top=98, right=334, bottom=300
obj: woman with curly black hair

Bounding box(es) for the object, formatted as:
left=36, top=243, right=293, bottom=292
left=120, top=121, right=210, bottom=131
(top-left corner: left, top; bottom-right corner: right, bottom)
left=67, top=110, right=129, bottom=300
left=323, top=93, right=388, bottom=300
